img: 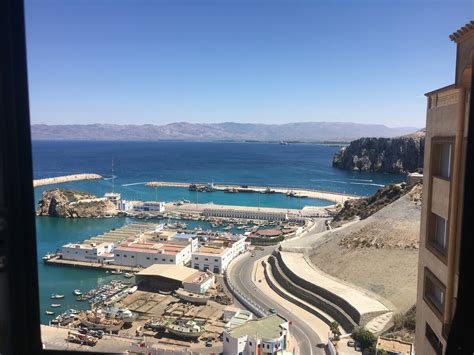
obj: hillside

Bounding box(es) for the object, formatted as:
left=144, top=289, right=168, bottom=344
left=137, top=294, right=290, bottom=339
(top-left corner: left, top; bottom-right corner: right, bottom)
left=31, top=122, right=419, bottom=142
left=332, top=129, right=425, bottom=174
left=36, top=188, right=119, bottom=218
left=309, top=183, right=421, bottom=313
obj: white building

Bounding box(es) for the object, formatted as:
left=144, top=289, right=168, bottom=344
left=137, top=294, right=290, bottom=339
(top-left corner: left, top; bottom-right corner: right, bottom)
left=104, top=192, right=121, bottom=207
left=60, top=242, right=114, bottom=263
left=182, top=271, right=215, bottom=294
left=191, top=246, right=233, bottom=274
left=223, top=314, right=292, bottom=355
left=119, top=200, right=165, bottom=212
left=209, top=234, right=246, bottom=257
left=113, top=240, right=192, bottom=268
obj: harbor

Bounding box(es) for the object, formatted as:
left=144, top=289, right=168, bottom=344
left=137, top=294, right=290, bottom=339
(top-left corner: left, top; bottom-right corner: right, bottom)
left=146, top=180, right=359, bottom=203
left=33, top=173, right=103, bottom=187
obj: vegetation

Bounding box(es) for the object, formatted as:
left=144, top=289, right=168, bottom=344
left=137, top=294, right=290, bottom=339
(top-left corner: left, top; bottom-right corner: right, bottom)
left=329, top=321, right=341, bottom=341
left=351, top=327, right=377, bottom=350
left=392, top=305, right=416, bottom=332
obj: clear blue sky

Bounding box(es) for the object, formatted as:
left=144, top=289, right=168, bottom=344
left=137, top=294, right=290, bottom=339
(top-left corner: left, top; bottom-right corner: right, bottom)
left=25, top=0, right=473, bottom=127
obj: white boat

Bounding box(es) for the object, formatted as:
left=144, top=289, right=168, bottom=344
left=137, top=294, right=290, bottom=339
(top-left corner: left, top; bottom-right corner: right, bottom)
left=123, top=273, right=133, bottom=278
left=45, top=310, right=55, bottom=315
left=51, top=294, right=64, bottom=299
left=51, top=304, right=62, bottom=308
left=110, top=270, right=123, bottom=275
left=73, top=289, right=82, bottom=296
left=128, top=286, right=138, bottom=294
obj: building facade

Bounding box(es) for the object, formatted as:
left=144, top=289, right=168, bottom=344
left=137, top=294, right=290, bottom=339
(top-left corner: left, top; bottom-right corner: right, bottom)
left=415, top=22, right=473, bottom=354
left=191, top=246, right=234, bottom=274
left=223, top=314, right=291, bottom=355
left=60, top=242, right=114, bottom=263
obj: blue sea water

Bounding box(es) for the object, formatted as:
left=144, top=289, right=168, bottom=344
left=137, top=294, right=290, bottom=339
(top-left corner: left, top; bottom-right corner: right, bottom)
left=32, top=140, right=404, bottom=324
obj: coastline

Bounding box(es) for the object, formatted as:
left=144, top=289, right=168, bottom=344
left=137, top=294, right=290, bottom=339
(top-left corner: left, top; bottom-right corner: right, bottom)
left=33, top=173, right=102, bottom=187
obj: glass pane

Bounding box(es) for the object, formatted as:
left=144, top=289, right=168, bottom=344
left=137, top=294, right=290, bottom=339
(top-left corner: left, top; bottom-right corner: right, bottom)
left=434, top=214, right=447, bottom=251
left=439, top=144, right=451, bottom=179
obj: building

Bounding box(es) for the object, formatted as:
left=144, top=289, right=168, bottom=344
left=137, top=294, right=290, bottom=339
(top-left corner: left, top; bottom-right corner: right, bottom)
left=191, top=245, right=234, bottom=274
left=223, top=314, right=291, bottom=355
left=119, top=200, right=165, bottom=212
left=113, top=239, right=192, bottom=267
left=135, top=264, right=213, bottom=292
left=203, top=208, right=305, bottom=223
left=376, top=337, right=414, bottom=355
left=415, top=22, right=473, bottom=355
left=104, top=192, right=121, bottom=207
left=60, top=242, right=114, bottom=263
left=223, top=307, right=253, bottom=330
left=208, top=234, right=247, bottom=257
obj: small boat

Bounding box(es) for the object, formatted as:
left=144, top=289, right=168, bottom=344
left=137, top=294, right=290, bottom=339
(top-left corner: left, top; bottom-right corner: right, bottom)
left=51, top=294, right=65, bottom=299
left=73, top=289, right=82, bottom=296
left=42, top=252, right=55, bottom=261
left=123, top=273, right=133, bottom=278
left=166, top=320, right=205, bottom=339
left=51, top=304, right=62, bottom=308
left=45, top=310, right=55, bottom=315
left=128, top=286, right=138, bottom=294
left=110, top=270, right=122, bottom=275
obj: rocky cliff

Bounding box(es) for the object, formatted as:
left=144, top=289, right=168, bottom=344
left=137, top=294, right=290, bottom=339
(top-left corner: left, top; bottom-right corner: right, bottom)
left=36, top=188, right=119, bottom=218
left=332, top=130, right=425, bottom=174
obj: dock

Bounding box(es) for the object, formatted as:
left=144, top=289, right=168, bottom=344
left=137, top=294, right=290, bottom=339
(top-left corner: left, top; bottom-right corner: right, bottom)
left=33, top=173, right=102, bottom=187
left=146, top=181, right=358, bottom=203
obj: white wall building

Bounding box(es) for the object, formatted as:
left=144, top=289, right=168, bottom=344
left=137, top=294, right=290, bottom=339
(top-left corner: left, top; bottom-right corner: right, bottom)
left=113, top=241, right=192, bottom=268
left=182, top=271, right=215, bottom=294
left=191, top=246, right=233, bottom=274
left=61, top=242, right=114, bottom=263
left=223, top=314, right=291, bottom=355
left=119, top=200, right=165, bottom=212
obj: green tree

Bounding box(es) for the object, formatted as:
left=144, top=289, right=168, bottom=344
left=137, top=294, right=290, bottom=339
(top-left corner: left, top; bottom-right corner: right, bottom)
left=351, top=327, right=377, bottom=349
left=329, top=321, right=341, bottom=341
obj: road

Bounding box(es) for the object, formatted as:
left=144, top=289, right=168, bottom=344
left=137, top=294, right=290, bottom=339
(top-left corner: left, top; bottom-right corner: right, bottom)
left=228, top=245, right=325, bottom=355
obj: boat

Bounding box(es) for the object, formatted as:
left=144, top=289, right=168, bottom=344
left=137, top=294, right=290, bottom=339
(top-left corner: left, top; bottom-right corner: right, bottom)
left=123, top=273, right=134, bottom=278
left=45, top=310, right=55, bottom=315
left=51, top=304, right=61, bottom=308
left=166, top=320, right=205, bottom=339
left=51, top=294, right=64, bottom=299
left=110, top=270, right=123, bottom=275
left=73, top=289, right=82, bottom=296
left=175, top=288, right=209, bottom=305
left=100, top=307, right=137, bottom=324
left=78, top=310, right=124, bottom=332
left=128, top=286, right=138, bottom=294
left=42, top=252, right=55, bottom=261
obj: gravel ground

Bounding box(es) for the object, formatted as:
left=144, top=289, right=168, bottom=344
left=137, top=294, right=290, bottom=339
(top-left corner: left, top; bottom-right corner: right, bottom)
left=309, top=192, right=420, bottom=313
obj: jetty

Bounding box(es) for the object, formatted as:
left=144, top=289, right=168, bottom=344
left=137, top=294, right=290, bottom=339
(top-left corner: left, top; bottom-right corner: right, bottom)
left=33, top=174, right=102, bottom=187
left=146, top=181, right=358, bottom=204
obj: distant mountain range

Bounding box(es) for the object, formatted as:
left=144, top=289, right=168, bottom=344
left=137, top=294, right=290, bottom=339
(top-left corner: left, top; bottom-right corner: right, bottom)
left=31, top=122, right=420, bottom=143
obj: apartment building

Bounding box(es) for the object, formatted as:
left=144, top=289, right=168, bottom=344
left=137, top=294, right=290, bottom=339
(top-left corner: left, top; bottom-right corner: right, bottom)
left=415, top=22, right=473, bottom=354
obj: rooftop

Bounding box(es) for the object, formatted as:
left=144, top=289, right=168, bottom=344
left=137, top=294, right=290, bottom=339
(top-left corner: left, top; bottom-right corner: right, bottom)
left=227, top=314, right=288, bottom=339
left=450, top=20, right=474, bottom=43
left=193, top=246, right=231, bottom=256
left=376, top=337, right=413, bottom=355
left=137, top=264, right=200, bottom=282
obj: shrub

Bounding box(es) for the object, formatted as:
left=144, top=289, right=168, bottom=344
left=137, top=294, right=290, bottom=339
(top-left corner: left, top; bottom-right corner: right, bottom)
left=351, top=327, right=377, bottom=350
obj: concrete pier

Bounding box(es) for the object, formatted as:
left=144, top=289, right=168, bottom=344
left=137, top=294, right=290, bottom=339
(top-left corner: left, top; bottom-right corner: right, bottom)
left=146, top=181, right=359, bottom=203
left=33, top=173, right=102, bottom=187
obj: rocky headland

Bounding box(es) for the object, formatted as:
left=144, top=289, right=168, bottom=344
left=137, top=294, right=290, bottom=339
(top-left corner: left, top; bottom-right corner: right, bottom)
left=36, top=188, right=119, bottom=218
left=332, top=129, right=425, bottom=174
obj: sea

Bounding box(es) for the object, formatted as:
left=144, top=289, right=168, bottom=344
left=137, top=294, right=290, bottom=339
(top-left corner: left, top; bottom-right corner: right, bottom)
left=33, top=140, right=403, bottom=324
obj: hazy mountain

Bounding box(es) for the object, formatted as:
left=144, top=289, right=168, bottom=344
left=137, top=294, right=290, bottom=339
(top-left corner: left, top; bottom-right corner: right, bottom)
left=31, top=122, right=420, bottom=142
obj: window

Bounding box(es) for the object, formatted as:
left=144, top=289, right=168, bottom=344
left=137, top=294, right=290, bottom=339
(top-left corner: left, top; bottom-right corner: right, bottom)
left=432, top=141, right=452, bottom=179
left=154, top=257, right=158, bottom=261
left=146, top=257, right=150, bottom=260
left=428, top=213, right=448, bottom=256
left=226, top=337, right=229, bottom=342
left=116, top=254, right=120, bottom=257
left=424, top=268, right=446, bottom=317
left=426, top=323, right=443, bottom=355
left=131, top=255, right=135, bottom=258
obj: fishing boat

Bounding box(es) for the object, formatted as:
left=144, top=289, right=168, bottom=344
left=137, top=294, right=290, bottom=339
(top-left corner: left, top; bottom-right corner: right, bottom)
left=123, top=273, right=133, bottom=278
left=175, top=288, right=209, bottom=305
left=45, top=310, right=55, bottom=315
left=78, top=310, right=124, bottom=332
left=100, top=307, right=137, bottom=324
left=51, top=294, right=64, bottom=299
left=51, top=303, right=61, bottom=308
left=73, top=289, right=82, bottom=296
left=166, top=320, right=205, bottom=339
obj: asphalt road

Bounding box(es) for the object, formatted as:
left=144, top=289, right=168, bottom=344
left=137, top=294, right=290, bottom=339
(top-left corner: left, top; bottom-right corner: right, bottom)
left=228, top=245, right=325, bottom=355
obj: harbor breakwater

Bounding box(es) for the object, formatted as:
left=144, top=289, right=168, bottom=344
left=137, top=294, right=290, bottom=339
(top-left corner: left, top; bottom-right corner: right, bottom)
left=33, top=173, right=102, bottom=187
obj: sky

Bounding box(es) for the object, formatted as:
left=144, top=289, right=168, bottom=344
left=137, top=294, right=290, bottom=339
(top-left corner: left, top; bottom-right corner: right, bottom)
left=25, top=0, right=473, bottom=127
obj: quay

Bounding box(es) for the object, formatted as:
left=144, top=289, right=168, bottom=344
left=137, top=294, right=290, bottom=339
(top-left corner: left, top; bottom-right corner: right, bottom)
left=146, top=181, right=358, bottom=203
left=44, top=257, right=141, bottom=272
left=33, top=173, right=102, bottom=187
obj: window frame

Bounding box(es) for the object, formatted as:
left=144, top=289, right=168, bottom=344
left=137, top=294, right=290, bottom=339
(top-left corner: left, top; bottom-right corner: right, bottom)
left=423, top=267, right=446, bottom=321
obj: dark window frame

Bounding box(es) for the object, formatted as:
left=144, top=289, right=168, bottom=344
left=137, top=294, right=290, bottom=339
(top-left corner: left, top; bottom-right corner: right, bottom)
left=423, top=267, right=446, bottom=321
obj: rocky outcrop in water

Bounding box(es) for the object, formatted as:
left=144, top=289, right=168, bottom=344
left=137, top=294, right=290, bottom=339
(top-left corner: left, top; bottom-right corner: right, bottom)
left=332, top=130, right=425, bottom=174
left=36, top=188, right=119, bottom=218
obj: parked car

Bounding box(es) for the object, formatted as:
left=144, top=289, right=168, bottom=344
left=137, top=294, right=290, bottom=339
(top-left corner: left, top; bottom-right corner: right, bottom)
left=355, top=342, right=362, bottom=351
left=347, top=339, right=355, bottom=346
left=268, top=308, right=277, bottom=314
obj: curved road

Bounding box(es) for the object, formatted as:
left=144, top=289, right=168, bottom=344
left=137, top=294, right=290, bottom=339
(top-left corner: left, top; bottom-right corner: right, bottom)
left=228, top=245, right=325, bottom=355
